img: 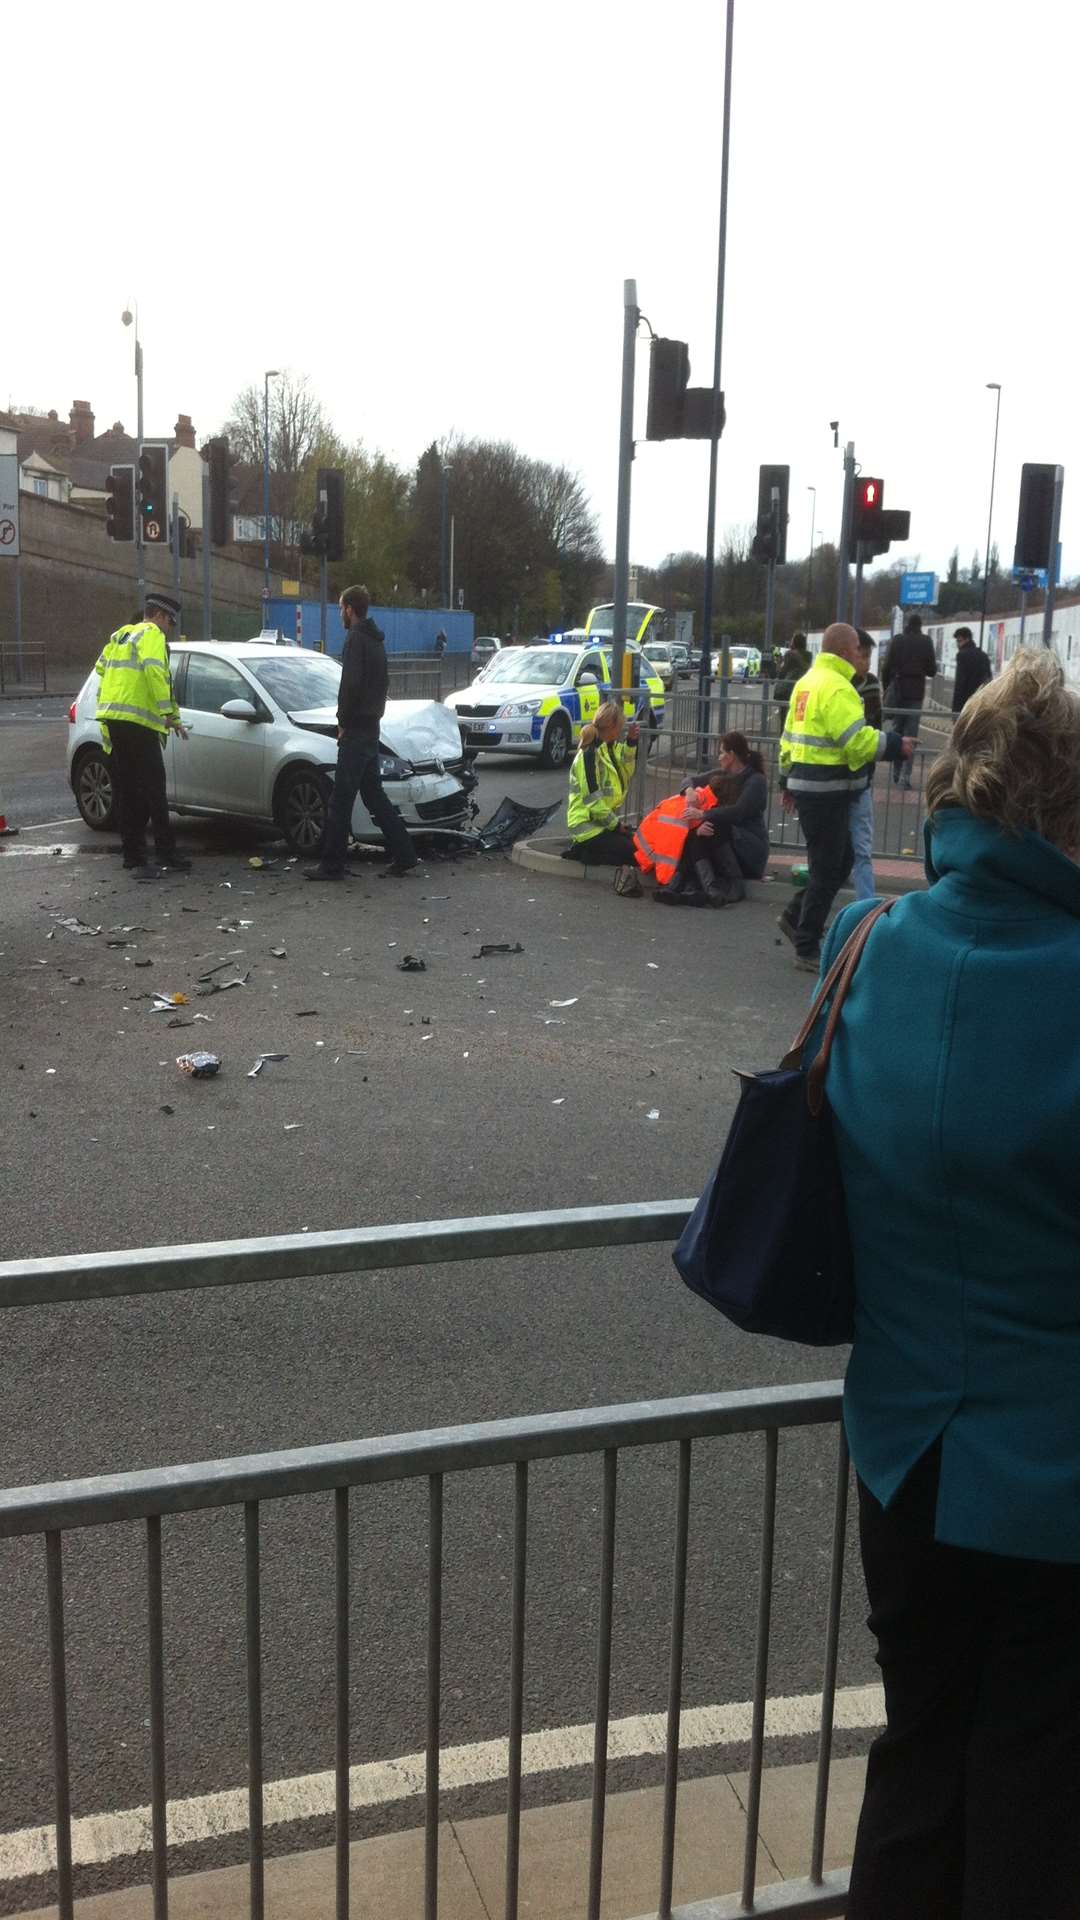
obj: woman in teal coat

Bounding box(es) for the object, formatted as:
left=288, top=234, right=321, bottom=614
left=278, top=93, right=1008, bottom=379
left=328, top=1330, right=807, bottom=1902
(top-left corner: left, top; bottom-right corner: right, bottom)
left=820, top=651, right=1080, bottom=1919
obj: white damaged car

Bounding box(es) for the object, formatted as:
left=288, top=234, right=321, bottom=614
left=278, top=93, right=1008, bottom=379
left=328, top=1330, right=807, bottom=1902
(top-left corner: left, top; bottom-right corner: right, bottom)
left=68, top=639, right=478, bottom=856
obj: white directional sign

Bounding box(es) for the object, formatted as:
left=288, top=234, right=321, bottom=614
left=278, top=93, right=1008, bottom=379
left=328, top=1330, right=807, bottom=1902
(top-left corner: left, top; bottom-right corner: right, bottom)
left=0, top=454, right=19, bottom=558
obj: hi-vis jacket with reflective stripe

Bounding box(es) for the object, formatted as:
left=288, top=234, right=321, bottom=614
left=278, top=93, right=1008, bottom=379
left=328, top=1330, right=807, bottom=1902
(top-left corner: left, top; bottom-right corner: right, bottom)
left=94, top=620, right=180, bottom=747
left=633, top=785, right=716, bottom=885
left=567, top=738, right=637, bottom=841
left=779, top=651, right=897, bottom=795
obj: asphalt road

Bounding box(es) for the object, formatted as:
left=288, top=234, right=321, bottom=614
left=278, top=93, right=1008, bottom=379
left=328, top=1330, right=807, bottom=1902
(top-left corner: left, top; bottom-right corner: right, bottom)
left=0, top=711, right=873, bottom=1910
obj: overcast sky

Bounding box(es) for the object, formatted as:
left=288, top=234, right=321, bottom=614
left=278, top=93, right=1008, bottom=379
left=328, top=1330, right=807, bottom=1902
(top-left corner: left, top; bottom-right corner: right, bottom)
left=7, top=0, right=1075, bottom=588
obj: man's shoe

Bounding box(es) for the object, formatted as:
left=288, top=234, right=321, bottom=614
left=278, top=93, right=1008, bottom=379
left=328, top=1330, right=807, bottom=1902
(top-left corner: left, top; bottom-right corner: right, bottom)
left=776, top=910, right=800, bottom=948
left=129, top=863, right=163, bottom=882
left=157, top=853, right=192, bottom=872
left=794, top=948, right=821, bottom=974
left=378, top=861, right=419, bottom=878
left=305, top=867, right=345, bottom=881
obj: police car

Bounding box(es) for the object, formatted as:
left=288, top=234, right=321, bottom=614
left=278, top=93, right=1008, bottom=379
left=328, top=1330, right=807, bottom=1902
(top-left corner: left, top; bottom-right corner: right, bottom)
left=444, top=640, right=666, bottom=767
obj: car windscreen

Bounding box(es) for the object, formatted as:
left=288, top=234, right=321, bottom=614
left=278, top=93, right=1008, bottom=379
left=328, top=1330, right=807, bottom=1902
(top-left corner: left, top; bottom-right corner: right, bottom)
left=247, top=654, right=342, bottom=710
left=481, top=650, right=575, bottom=686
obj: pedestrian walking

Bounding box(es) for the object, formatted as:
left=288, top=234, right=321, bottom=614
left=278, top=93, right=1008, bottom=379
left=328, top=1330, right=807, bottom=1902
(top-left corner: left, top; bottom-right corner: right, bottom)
left=777, top=623, right=911, bottom=969
left=306, top=585, right=419, bottom=881
left=563, top=700, right=639, bottom=866
left=850, top=630, right=883, bottom=901
left=951, top=623, right=993, bottom=711
left=94, top=591, right=191, bottom=879
left=819, top=650, right=1080, bottom=1920
left=882, top=612, right=937, bottom=788
left=771, top=631, right=810, bottom=735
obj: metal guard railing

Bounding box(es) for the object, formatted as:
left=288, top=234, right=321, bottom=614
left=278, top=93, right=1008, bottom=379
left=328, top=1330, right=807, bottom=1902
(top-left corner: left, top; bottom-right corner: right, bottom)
left=0, top=1203, right=855, bottom=1920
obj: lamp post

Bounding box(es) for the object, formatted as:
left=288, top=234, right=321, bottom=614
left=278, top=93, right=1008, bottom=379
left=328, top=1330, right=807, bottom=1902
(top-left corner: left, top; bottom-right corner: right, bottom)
left=263, top=369, right=280, bottom=603
left=121, top=303, right=143, bottom=605
left=805, top=485, right=817, bottom=633
left=979, top=382, right=1002, bottom=648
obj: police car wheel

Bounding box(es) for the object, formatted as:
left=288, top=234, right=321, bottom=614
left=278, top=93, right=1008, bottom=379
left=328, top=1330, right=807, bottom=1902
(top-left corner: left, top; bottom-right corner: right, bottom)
left=541, top=715, right=571, bottom=768
left=74, top=748, right=115, bottom=830
left=275, top=764, right=332, bottom=855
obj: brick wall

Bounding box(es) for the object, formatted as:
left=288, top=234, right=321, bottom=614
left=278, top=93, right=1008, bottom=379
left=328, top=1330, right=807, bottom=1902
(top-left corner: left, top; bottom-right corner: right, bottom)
left=0, top=495, right=275, bottom=686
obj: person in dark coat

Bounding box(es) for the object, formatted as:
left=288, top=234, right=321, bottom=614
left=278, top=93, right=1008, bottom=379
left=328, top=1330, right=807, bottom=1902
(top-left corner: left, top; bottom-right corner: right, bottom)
left=817, top=648, right=1080, bottom=1920
left=663, top=732, right=769, bottom=906
left=951, top=624, right=993, bottom=711
left=881, top=613, right=938, bottom=788
left=307, top=584, right=418, bottom=880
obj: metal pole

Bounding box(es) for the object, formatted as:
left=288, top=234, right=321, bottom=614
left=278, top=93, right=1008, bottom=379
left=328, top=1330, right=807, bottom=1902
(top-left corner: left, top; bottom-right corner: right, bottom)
left=834, top=441, right=854, bottom=622
left=449, top=513, right=455, bottom=613
left=805, top=486, right=816, bottom=632
left=979, top=383, right=1002, bottom=649
left=202, top=465, right=212, bottom=641
left=696, top=0, right=736, bottom=755
left=1041, top=466, right=1064, bottom=650
left=1019, top=587, right=1027, bottom=647
left=320, top=553, right=328, bottom=654
left=14, top=554, right=23, bottom=677
left=135, top=333, right=145, bottom=610
left=852, top=555, right=865, bottom=630
left=263, top=374, right=272, bottom=602
left=171, top=489, right=181, bottom=602
left=763, top=488, right=780, bottom=660
left=610, top=277, right=639, bottom=698
left=440, top=465, right=450, bottom=609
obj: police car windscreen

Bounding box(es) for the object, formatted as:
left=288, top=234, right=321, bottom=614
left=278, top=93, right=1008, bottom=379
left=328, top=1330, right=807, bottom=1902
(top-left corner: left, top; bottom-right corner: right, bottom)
left=481, top=650, right=575, bottom=685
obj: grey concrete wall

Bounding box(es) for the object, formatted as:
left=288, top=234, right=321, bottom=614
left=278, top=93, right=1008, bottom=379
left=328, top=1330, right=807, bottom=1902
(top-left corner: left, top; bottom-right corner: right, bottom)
left=0, top=495, right=277, bottom=688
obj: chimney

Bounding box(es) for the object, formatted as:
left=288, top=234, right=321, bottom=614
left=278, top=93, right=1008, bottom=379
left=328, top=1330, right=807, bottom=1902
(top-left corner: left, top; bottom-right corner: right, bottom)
left=70, top=400, right=95, bottom=445
left=174, top=413, right=196, bottom=450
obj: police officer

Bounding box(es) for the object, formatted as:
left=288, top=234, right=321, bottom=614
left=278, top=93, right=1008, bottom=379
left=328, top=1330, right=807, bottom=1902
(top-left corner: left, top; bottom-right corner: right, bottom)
left=95, top=591, right=190, bottom=879
left=778, top=623, right=912, bottom=970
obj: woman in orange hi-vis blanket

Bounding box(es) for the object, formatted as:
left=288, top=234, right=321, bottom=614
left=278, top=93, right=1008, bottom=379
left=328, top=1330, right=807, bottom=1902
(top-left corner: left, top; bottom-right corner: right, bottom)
left=635, top=731, right=769, bottom=907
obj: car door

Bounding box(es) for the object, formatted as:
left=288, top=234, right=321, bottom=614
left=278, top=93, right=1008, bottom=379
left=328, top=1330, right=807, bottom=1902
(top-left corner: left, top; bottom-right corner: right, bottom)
left=173, top=653, right=268, bottom=814
left=572, top=652, right=606, bottom=738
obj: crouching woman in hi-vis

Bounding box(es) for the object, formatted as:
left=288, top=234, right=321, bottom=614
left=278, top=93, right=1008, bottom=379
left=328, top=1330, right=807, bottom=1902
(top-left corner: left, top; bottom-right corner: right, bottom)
left=562, top=701, right=639, bottom=866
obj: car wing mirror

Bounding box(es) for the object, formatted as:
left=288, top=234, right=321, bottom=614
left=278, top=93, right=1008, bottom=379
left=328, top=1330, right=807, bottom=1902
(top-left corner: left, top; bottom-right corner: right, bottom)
left=220, top=698, right=259, bottom=722
left=577, top=672, right=599, bottom=686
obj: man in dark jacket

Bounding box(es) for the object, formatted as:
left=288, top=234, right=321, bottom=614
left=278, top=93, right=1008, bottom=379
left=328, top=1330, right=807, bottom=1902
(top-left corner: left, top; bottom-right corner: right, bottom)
left=770, top=632, right=811, bottom=732
left=307, top=584, right=418, bottom=880
left=882, top=614, right=938, bottom=790
left=951, top=626, right=993, bottom=712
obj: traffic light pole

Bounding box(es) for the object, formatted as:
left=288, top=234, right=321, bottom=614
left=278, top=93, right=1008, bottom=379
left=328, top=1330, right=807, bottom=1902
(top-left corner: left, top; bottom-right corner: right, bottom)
left=135, top=333, right=145, bottom=610
left=762, top=489, right=781, bottom=661
left=201, top=466, right=213, bottom=642
left=319, top=553, right=328, bottom=654
left=852, top=556, right=865, bottom=630
left=1042, top=466, right=1064, bottom=649
left=610, top=278, right=639, bottom=698
left=835, top=441, right=855, bottom=623
left=697, top=0, right=736, bottom=760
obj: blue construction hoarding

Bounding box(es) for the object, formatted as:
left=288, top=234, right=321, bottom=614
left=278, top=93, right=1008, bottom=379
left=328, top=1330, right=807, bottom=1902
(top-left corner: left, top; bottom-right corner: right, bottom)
left=264, top=601, right=475, bottom=658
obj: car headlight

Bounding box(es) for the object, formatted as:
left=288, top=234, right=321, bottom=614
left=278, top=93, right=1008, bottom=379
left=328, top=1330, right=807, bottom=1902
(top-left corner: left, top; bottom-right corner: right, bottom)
left=379, top=753, right=415, bottom=780
left=497, top=699, right=544, bottom=719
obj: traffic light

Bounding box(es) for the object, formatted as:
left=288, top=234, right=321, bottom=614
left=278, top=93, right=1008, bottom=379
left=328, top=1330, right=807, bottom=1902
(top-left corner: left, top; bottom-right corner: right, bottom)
left=1014, top=463, right=1058, bottom=569
left=208, top=437, right=232, bottom=547
left=851, top=476, right=884, bottom=545
left=104, top=464, right=135, bottom=542
left=646, top=338, right=691, bottom=440
left=751, top=464, right=790, bottom=564
left=137, top=445, right=169, bottom=544
left=318, top=468, right=345, bottom=563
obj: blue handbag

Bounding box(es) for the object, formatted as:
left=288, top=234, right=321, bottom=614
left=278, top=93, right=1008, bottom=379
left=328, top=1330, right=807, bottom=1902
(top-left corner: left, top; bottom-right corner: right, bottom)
left=673, top=900, right=893, bottom=1345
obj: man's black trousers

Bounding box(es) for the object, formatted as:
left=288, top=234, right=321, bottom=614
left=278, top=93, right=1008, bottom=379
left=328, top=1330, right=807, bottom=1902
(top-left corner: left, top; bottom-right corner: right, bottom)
left=788, top=792, right=853, bottom=955
left=108, top=721, right=175, bottom=864
left=847, top=1443, right=1080, bottom=1919
left=319, top=733, right=416, bottom=872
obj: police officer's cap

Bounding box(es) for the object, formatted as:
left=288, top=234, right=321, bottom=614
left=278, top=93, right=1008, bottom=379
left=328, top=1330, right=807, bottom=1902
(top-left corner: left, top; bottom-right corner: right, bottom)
left=145, top=591, right=182, bottom=621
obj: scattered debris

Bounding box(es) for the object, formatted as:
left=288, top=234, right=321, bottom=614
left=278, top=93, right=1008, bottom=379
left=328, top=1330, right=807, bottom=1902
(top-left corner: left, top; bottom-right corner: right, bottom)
left=269, top=946, right=287, bottom=958
left=247, top=1053, right=288, bottom=1078
left=196, top=957, right=243, bottom=982
left=133, top=958, right=153, bottom=969
left=53, top=915, right=100, bottom=936
left=160, top=1105, right=175, bottom=1115
left=181, top=905, right=200, bottom=914
left=549, top=997, right=578, bottom=1008
left=151, top=992, right=189, bottom=1010
left=106, top=938, right=135, bottom=949
left=167, top=1017, right=197, bottom=1029
left=67, top=976, right=85, bottom=986
left=647, top=962, right=659, bottom=970
left=295, top=1009, right=319, bottom=1018
left=45, top=1068, right=57, bottom=1076
left=217, top=918, right=253, bottom=934
left=646, top=1108, right=660, bottom=1121
left=552, top=1097, right=565, bottom=1106
left=397, top=954, right=427, bottom=972
left=176, top=1051, right=222, bottom=1078
left=474, top=942, right=524, bottom=958
left=284, top=1121, right=301, bottom=1131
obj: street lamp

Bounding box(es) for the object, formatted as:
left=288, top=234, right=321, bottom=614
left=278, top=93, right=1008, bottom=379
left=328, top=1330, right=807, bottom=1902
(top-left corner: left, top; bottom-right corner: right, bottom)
left=805, top=485, right=817, bottom=632
left=263, top=369, right=280, bottom=602
left=121, top=303, right=144, bottom=604
left=980, top=382, right=1002, bottom=648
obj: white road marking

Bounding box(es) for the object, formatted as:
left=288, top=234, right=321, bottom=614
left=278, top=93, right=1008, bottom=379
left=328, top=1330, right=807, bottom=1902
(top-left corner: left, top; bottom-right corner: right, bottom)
left=11, top=818, right=81, bottom=831
left=0, top=1683, right=884, bottom=1880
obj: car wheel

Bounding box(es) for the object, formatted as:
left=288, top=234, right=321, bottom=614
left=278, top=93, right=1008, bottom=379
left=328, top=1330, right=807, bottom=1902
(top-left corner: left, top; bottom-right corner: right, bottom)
left=274, top=764, right=332, bottom=855
left=541, top=715, right=572, bottom=769
left=73, top=748, right=115, bottom=830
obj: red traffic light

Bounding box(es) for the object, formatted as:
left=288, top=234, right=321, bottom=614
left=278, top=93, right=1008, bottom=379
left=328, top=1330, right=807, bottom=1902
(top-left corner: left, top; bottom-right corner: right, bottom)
left=852, top=475, right=884, bottom=543
left=860, top=480, right=878, bottom=508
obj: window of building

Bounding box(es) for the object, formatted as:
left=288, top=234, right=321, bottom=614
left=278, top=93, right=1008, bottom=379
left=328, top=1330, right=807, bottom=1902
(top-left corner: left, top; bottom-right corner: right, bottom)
left=34, top=477, right=48, bottom=497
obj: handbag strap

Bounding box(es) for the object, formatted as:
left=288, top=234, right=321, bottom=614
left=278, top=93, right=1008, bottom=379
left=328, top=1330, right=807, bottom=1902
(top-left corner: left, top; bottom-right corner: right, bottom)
left=780, top=900, right=894, bottom=1109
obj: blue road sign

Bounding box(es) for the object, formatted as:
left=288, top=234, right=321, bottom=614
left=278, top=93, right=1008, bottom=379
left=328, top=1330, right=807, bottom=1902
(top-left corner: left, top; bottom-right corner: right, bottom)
left=899, top=571, right=937, bottom=606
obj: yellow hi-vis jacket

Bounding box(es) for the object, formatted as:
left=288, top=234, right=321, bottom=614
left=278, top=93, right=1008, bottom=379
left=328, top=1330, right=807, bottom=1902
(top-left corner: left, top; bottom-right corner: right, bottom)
left=567, top=737, right=636, bottom=842
left=94, top=620, right=180, bottom=750
left=779, top=651, right=890, bottom=796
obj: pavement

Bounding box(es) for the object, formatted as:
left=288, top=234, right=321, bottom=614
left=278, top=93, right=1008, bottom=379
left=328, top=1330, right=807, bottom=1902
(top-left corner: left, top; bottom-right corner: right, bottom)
left=16, top=1757, right=864, bottom=1917
left=0, top=721, right=883, bottom=1913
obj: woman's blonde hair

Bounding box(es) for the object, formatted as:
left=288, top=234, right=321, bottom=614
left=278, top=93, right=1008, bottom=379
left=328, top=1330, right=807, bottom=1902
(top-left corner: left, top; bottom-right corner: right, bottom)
left=579, top=701, right=624, bottom=750
left=925, top=648, right=1080, bottom=852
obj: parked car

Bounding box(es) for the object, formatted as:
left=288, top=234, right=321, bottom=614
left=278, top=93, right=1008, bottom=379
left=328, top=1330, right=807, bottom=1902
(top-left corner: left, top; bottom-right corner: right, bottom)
left=670, top=643, right=693, bottom=676
left=444, top=641, right=666, bottom=768
left=470, top=635, right=502, bottom=673
left=68, top=641, right=478, bottom=856
left=710, top=644, right=762, bottom=681
left=642, top=641, right=676, bottom=689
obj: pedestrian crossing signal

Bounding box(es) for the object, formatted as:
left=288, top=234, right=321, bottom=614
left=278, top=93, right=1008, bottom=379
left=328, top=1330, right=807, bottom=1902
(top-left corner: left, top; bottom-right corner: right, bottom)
left=852, top=476, right=884, bottom=544
left=137, top=445, right=169, bottom=543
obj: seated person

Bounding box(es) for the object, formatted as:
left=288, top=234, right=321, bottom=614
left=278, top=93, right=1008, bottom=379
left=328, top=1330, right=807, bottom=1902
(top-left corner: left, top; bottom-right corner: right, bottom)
left=562, top=701, right=639, bottom=865
left=662, top=731, right=769, bottom=907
